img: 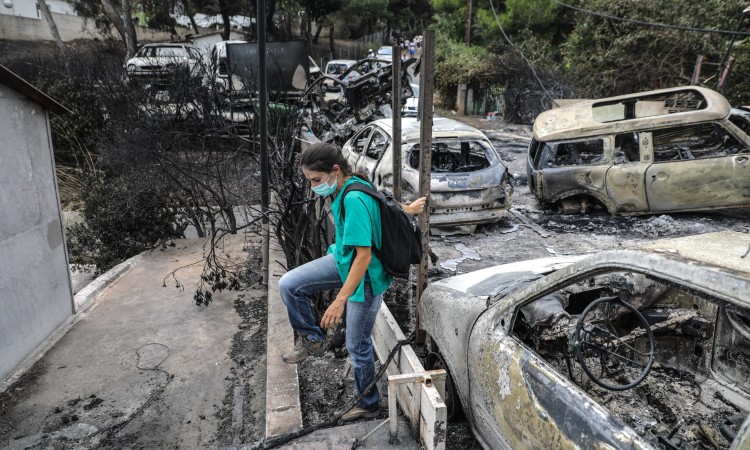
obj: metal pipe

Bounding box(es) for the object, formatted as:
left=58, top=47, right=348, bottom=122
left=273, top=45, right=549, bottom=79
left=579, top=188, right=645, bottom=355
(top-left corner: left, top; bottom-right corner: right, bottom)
left=415, top=30, right=435, bottom=343
left=392, top=45, right=402, bottom=202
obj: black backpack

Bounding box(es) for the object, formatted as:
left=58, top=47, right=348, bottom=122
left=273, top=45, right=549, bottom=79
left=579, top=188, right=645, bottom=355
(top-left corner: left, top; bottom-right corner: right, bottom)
left=339, top=181, right=423, bottom=279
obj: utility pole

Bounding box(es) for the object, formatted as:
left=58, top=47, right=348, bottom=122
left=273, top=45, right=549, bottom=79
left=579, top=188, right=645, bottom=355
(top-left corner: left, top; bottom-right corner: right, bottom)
left=415, top=30, right=435, bottom=343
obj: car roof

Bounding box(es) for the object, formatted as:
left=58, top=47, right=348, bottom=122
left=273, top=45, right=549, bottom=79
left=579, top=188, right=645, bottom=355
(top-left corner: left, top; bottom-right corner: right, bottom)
left=143, top=43, right=194, bottom=48
left=370, top=117, right=489, bottom=142
left=327, top=59, right=356, bottom=64
left=436, top=231, right=750, bottom=305
left=533, top=86, right=731, bottom=142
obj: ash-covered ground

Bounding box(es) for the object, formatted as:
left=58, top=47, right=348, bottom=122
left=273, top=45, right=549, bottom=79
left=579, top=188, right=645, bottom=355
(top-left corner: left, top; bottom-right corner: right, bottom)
left=296, top=115, right=749, bottom=449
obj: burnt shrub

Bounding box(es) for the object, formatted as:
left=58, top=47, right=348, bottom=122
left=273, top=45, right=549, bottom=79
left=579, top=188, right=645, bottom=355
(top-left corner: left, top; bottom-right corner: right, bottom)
left=66, top=169, right=184, bottom=272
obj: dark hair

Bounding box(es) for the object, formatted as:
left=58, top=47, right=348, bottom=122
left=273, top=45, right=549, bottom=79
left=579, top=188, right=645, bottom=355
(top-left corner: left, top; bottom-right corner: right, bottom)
left=301, top=142, right=364, bottom=178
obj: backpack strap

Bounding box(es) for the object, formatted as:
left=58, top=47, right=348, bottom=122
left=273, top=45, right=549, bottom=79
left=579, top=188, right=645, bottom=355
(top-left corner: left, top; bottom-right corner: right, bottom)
left=339, top=180, right=382, bottom=256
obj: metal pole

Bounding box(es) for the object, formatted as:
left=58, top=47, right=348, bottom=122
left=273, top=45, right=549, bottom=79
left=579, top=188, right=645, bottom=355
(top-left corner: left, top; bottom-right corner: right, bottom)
left=718, top=56, right=736, bottom=93
left=690, top=54, right=704, bottom=85
left=259, top=0, right=270, bottom=285
left=415, top=30, right=435, bottom=343
left=392, top=45, right=402, bottom=202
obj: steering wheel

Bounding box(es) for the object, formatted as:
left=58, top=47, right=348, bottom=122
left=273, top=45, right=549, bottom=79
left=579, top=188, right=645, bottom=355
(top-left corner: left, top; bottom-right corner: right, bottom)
left=573, top=296, right=655, bottom=391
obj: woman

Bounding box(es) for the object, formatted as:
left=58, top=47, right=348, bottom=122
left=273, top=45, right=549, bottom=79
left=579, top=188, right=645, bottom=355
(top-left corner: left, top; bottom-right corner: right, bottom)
left=278, top=142, right=426, bottom=421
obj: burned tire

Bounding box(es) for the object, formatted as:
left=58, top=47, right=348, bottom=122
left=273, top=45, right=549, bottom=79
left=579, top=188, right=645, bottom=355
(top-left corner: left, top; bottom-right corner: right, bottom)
left=426, top=351, right=463, bottom=420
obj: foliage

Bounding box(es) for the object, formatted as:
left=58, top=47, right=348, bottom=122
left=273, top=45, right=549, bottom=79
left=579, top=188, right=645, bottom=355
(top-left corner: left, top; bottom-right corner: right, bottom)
left=434, top=30, right=501, bottom=93
left=562, top=0, right=749, bottom=99
left=66, top=169, right=183, bottom=272
left=726, top=40, right=750, bottom=105
left=338, top=0, right=389, bottom=37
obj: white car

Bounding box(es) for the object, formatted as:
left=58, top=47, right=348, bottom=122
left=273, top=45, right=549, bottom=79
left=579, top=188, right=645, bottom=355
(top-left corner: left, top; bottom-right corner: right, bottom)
left=420, top=231, right=750, bottom=449
left=340, top=117, right=512, bottom=230
left=402, top=83, right=420, bottom=117
left=376, top=46, right=393, bottom=62
left=125, top=43, right=202, bottom=80
left=324, top=59, right=360, bottom=92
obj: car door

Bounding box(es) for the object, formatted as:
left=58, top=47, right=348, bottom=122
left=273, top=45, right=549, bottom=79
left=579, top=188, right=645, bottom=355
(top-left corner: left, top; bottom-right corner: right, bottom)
left=467, top=271, right=651, bottom=449
left=644, top=122, right=750, bottom=211
left=357, top=128, right=390, bottom=184
left=604, top=132, right=650, bottom=212
left=534, top=137, right=611, bottom=204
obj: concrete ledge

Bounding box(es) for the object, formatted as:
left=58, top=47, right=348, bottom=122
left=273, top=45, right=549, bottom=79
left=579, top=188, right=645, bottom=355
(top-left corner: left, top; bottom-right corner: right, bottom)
left=265, top=234, right=304, bottom=437
left=0, top=253, right=139, bottom=393
left=73, top=256, right=140, bottom=311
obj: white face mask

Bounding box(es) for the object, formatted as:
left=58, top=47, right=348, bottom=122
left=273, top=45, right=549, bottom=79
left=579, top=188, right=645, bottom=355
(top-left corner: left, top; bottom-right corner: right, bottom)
left=311, top=171, right=338, bottom=197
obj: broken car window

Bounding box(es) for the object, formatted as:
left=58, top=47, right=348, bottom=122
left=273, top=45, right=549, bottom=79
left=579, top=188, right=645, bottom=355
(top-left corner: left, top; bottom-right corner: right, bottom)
left=352, top=128, right=372, bottom=155
left=536, top=139, right=605, bottom=168
left=364, top=130, right=388, bottom=160
left=592, top=89, right=708, bottom=123
left=614, top=133, right=640, bottom=163
left=408, top=140, right=496, bottom=173
left=511, top=270, right=749, bottom=448
left=652, top=123, right=748, bottom=162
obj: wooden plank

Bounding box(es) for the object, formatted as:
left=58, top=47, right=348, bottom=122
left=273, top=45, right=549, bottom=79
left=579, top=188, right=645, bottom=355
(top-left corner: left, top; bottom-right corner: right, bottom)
left=373, top=302, right=447, bottom=446
left=388, top=382, right=398, bottom=439
left=425, top=370, right=446, bottom=403
left=419, top=384, right=447, bottom=450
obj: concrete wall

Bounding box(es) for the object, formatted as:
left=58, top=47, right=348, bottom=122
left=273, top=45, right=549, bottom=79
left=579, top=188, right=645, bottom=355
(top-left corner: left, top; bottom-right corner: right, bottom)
left=0, top=12, right=179, bottom=42
left=0, top=82, right=74, bottom=383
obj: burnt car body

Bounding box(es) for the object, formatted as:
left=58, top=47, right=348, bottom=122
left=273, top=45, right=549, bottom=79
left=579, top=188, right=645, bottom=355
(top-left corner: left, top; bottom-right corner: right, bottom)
left=419, top=231, right=750, bottom=449
left=301, top=58, right=413, bottom=145
left=340, top=117, right=513, bottom=229
left=526, top=87, right=750, bottom=215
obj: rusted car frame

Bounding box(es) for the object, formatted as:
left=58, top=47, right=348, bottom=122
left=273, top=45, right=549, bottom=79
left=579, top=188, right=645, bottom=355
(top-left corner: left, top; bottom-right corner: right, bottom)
left=341, top=117, right=513, bottom=230
left=419, top=232, right=750, bottom=449
left=526, top=87, right=750, bottom=215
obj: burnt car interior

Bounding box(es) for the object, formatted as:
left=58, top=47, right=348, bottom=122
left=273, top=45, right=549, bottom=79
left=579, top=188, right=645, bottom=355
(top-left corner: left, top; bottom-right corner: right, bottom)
left=534, top=139, right=605, bottom=168
left=511, top=270, right=750, bottom=449
left=652, top=123, right=750, bottom=161
left=409, top=140, right=494, bottom=172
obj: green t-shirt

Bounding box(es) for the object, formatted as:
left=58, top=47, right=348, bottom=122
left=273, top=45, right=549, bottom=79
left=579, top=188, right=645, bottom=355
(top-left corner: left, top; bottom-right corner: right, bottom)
left=329, top=177, right=393, bottom=301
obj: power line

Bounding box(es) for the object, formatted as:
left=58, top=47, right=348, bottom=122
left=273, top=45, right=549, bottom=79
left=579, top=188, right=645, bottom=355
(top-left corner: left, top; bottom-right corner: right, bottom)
left=488, top=0, right=554, bottom=103
left=551, top=0, right=750, bottom=37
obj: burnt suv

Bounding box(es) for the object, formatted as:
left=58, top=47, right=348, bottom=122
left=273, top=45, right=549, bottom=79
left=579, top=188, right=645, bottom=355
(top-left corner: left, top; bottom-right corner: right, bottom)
left=526, top=87, right=750, bottom=215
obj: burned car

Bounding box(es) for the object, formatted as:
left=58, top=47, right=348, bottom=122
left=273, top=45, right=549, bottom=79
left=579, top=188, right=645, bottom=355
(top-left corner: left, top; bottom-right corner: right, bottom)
left=302, top=58, right=413, bottom=144
left=527, top=87, right=750, bottom=214
left=341, top=117, right=513, bottom=231
left=420, top=231, right=750, bottom=449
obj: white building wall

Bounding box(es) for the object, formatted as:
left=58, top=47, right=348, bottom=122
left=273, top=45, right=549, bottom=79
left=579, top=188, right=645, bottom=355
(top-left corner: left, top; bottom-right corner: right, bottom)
left=0, top=82, right=74, bottom=383
left=0, top=0, right=39, bottom=19
left=0, top=11, right=180, bottom=42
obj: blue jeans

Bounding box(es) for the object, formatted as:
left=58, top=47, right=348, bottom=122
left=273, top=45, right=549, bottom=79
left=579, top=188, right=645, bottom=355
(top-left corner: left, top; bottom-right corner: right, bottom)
left=278, top=254, right=383, bottom=410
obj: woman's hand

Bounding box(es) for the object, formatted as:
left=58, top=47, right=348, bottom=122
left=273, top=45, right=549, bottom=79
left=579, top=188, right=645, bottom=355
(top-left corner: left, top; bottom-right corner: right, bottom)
left=321, top=297, right=346, bottom=329
left=402, top=196, right=427, bottom=215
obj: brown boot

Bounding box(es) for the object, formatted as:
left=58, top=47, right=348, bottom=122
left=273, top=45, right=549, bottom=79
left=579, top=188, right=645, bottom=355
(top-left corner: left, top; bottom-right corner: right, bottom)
left=341, top=405, right=379, bottom=421
left=282, top=336, right=325, bottom=364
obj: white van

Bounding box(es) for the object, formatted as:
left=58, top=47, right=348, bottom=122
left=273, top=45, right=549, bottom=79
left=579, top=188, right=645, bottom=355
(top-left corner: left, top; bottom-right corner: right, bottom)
left=209, top=40, right=247, bottom=94
left=324, top=59, right=360, bottom=92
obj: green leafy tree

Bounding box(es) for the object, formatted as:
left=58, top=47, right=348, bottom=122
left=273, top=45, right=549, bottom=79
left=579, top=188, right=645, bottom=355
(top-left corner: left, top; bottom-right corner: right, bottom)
left=562, top=0, right=748, bottom=100
left=339, top=0, right=388, bottom=37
